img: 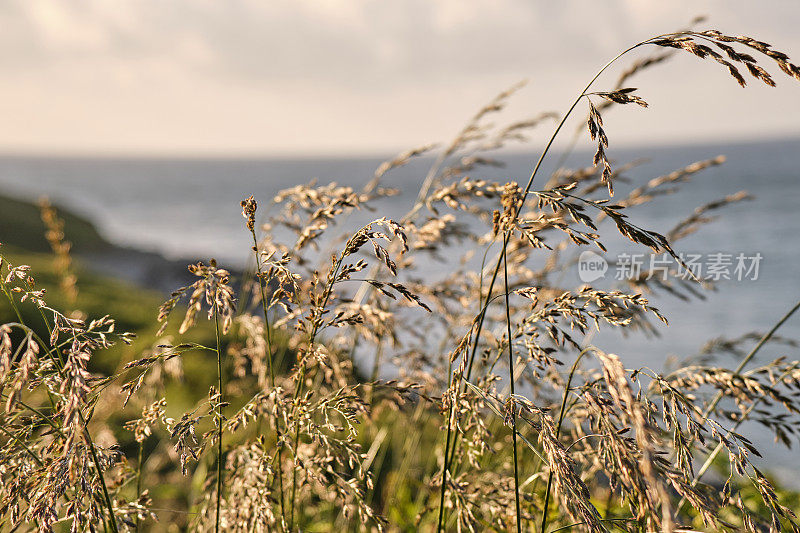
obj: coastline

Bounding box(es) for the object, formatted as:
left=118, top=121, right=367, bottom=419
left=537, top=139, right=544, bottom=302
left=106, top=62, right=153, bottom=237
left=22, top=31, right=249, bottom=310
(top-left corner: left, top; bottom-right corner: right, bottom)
left=0, top=191, right=208, bottom=294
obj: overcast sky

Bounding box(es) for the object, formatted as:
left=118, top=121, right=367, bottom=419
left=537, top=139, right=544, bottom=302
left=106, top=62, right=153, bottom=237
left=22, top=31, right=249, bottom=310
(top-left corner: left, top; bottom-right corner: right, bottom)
left=1, top=0, right=799, bottom=156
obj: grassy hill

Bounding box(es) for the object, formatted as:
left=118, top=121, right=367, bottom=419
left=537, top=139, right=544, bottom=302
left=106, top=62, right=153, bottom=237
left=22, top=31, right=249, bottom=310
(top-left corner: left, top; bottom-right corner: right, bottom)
left=0, top=193, right=112, bottom=253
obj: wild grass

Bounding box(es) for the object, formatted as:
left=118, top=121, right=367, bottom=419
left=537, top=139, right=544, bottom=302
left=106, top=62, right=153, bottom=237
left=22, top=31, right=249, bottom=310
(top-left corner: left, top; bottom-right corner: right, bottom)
left=2, top=24, right=800, bottom=532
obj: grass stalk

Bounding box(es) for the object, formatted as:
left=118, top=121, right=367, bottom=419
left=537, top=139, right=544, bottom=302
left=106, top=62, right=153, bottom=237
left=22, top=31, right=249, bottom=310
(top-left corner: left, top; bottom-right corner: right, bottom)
left=289, top=252, right=345, bottom=527
left=2, top=277, right=120, bottom=532
left=214, top=291, right=224, bottom=533
left=436, top=357, right=455, bottom=532
left=540, top=349, right=589, bottom=533
left=84, top=423, right=119, bottom=533
left=248, top=228, right=286, bottom=528
left=700, top=299, right=800, bottom=421
left=502, top=243, right=523, bottom=533
left=436, top=35, right=660, bottom=524
left=135, top=440, right=144, bottom=532
left=686, top=362, right=798, bottom=499
left=675, top=299, right=800, bottom=516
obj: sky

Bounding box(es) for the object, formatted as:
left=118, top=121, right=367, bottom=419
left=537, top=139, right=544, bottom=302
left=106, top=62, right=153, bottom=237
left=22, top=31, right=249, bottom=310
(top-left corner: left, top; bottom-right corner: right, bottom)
left=1, top=0, right=799, bottom=156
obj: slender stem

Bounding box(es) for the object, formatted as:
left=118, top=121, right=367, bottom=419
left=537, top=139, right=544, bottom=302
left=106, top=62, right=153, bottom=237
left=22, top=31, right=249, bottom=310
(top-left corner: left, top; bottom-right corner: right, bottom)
left=438, top=235, right=509, bottom=514
left=436, top=357, right=455, bottom=532
left=503, top=244, right=523, bottom=533
left=290, top=253, right=345, bottom=527
left=214, top=293, right=224, bottom=533
left=2, top=394, right=61, bottom=430
left=444, top=246, right=499, bottom=462
left=680, top=362, right=798, bottom=510
left=84, top=423, right=119, bottom=533
left=369, top=339, right=385, bottom=389
left=2, top=269, right=120, bottom=532
left=0, top=424, right=43, bottom=465
left=249, top=229, right=286, bottom=528
left=250, top=232, right=278, bottom=392
left=0, top=275, right=25, bottom=325
left=700, top=299, right=800, bottom=421
left=135, top=440, right=144, bottom=532
left=674, top=299, right=800, bottom=516
left=30, top=280, right=56, bottom=342
left=550, top=517, right=637, bottom=532
left=3, top=321, right=66, bottom=384
left=541, top=349, right=589, bottom=533
left=289, top=424, right=300, bottom=524
left=436, top=36, right=659, bottom=523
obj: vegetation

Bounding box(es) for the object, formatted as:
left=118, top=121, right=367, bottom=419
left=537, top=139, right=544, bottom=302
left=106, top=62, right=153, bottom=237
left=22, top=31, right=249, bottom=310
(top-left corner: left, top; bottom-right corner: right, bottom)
left=2, top=26, right=800, bottom=532
left=0, top=195, right=111, bottom=254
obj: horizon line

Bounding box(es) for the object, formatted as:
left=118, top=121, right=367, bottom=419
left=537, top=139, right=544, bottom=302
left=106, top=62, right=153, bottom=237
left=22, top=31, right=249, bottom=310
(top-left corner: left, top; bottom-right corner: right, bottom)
left=0, top=132, right=798, bottom=162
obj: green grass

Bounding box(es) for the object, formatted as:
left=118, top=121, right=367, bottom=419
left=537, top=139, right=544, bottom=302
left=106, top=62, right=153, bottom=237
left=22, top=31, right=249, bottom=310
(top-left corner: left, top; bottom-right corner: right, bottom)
left=0, top=194, right=111, bottom=253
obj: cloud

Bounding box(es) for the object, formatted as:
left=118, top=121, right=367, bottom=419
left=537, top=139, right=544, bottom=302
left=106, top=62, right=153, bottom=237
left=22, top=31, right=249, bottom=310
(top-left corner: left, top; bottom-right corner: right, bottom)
left=0, top=0, right=798, bottom=154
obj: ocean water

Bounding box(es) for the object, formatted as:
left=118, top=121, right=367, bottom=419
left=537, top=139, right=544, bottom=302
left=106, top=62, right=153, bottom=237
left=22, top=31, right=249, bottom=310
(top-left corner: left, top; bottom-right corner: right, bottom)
left=1, top=137, right=799, bottom=481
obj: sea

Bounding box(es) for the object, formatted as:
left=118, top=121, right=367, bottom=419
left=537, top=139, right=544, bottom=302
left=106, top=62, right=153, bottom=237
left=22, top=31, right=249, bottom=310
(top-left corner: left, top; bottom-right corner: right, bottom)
left=0, top=137, right=799, bottom=483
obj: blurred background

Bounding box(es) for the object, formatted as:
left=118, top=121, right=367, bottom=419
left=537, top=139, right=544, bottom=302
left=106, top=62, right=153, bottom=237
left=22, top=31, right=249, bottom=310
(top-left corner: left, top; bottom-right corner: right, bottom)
left=0, top=0, right=799, bottom=481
